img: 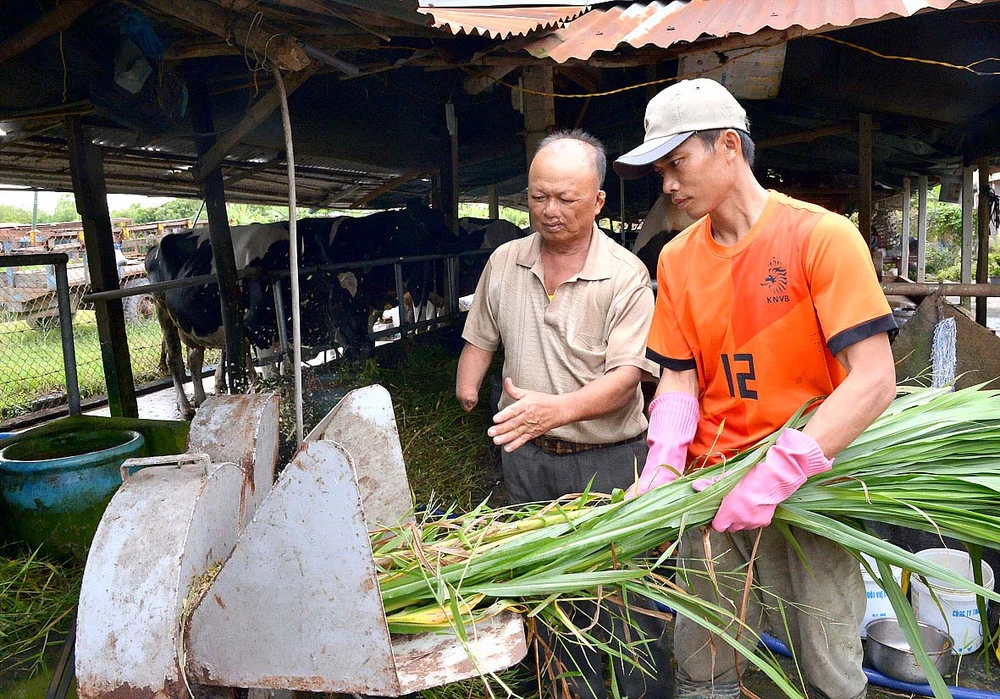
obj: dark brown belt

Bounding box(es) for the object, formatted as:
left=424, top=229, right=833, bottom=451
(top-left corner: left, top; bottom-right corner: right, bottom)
left=531, top=433, right=644, bottom=456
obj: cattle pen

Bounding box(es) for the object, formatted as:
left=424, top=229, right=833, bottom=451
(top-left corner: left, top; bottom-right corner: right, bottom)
left=0, top=241, right=492, bottom=428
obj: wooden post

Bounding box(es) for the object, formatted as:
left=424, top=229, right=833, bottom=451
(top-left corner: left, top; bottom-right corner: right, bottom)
left=65, top=117, right=138, bottom=418
left=917, top=175, right=928, bottom=283
left=445, top=101, right=459, bottom=235
left=187, top=65, right=247, bottom=393
left=977, top=161, right=992, bottom=326
left=439, top=157, right=456, bottom=236
left=961, top=165, right=975, bottom=310
left=900, top=177, right=911, bottom=279
left=488, top=184, right=499, bottom=220
left=522, top=66, right=555, bottom=169
left=858, top=113, right=873, bottom=248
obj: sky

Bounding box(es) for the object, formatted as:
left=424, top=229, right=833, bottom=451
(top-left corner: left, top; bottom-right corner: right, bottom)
left=0, top=188, right=173, bottom=214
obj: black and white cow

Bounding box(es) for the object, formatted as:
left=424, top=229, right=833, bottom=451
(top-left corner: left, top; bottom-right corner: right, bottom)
left=322, top=201, right=452, bottom=328
left=146, top=218, right=370, bottom=418
left=632, top=193, right=696, bottom=280
left=448, top=217, right=528, bottom=303
left=147, top=202, right=453, bottom=418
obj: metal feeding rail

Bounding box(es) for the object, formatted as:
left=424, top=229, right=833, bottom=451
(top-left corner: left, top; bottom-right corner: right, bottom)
left=81, top=247, right=489, bottom=342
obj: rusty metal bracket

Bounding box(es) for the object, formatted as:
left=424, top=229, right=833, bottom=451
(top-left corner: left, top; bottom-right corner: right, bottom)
left=119, top=452, right=211, bottom=482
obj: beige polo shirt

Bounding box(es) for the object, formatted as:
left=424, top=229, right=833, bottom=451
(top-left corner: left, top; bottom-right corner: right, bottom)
left=463, top=225, right=657, bottom=444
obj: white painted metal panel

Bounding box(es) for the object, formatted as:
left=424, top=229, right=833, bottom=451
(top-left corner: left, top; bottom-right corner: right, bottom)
left=305, top=384, right=414, bottom=529
left=76, top=458, right=244, bottom=699
left=186, top=440, right=402, bottom=695
left=188, top=392, right=280, bottom=528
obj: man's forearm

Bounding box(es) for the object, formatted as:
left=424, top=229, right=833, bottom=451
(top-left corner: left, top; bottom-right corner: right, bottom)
left=652, top=366, right=699, bottom=403
left=456, top=342, right=494, bottom=411
left=558, top=366, right=643, bottom=425
left=802, top=334, right=896, bottom=458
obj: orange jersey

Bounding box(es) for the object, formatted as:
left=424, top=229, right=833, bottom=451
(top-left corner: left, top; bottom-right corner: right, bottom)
left=647, top=191, right=896, bottom=468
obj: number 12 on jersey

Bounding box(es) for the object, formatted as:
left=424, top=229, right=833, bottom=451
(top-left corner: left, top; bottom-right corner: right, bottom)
left=721, top=353, right=758, bottom=399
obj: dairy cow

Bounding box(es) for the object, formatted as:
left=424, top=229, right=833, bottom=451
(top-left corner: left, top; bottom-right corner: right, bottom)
left=449, top=217, right=527, bottom=300
left=632, top=193, right=696, bottom=279
left=146, top=218, right=369, bottom=418
left=147, top=203, right=453, bottom=417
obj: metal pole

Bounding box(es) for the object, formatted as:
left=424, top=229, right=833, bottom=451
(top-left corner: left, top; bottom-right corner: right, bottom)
left=976, top=162, right=992, bottom=326
left=32, top=190, right=39, bottom=231
left=53, top=260, right=81, bottom=415
left=961, top=165, right=975, bottom=310
left=447, top=256, right=459, bottom=316
left=273, top=65, right=304, bottom=445
left=192, top=200, right=206, bottom=227
left=900, top=177, right=911, bottom=279
left=917, top=175, right=928, bottom=283
left=880, top=282, right=1000, bottom=297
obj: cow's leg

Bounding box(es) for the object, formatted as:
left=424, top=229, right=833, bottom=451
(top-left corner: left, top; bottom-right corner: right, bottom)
left=188, top=346, right=207, bottom=406
left=256, top=345, right=281, bottom=380
left=158, top=339, right=169, bottom=375
left=155, top=299, right=195, bottom=419
left=402, top=291, right=415, bottom=327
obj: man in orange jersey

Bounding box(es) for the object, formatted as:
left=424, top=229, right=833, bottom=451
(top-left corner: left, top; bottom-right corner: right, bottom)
left=615, top=79, right=897, bottom=699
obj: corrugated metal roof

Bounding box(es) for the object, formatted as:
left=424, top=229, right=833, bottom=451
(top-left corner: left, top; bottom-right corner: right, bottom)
left=517, top=0, right=996, bottom=63
left=418, top=5, right=592, bottom=38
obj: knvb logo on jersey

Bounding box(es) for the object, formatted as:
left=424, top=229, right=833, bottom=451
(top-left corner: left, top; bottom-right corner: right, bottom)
left=761, top=256, right=789, bottom=304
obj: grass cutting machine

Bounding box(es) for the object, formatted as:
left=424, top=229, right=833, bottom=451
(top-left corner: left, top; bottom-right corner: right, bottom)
left=74, top=385, right=526, bottom=698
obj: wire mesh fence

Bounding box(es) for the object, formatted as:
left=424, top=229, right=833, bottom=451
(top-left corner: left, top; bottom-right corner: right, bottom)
left=0, top=284, right=169, bottom=422
left=0, top=241, right=209, bottom=424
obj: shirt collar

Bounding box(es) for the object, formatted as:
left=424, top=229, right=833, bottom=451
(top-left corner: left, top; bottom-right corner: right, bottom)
left=516, top=224, right=613, bottom=282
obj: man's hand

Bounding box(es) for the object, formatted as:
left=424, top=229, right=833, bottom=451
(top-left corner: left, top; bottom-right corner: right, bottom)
left=488, top=377, right=565, bottom=452
left=693, top=428, right=832, bottom=532
left=627, top=392, right=699, bottom=499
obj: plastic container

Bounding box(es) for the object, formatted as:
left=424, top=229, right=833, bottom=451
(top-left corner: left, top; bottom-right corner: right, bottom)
left=910, top=547, right=995, bottom=655
left=860, top=553, right=904, bottom=638
left=0, top=428, right=146, bottom=558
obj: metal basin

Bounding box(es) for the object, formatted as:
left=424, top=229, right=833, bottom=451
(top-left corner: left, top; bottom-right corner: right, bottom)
left=866, top=617, right=954, bottom=683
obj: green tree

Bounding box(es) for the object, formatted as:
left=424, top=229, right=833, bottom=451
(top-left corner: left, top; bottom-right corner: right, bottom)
left=0, top=204, right=34, bottom=224
left=48, top=195, right=78, bottom=223
left=226, top=203, right=289, bottom=225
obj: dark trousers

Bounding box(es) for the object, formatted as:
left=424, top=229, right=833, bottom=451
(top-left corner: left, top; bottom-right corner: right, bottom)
left=502, top=439, right=672, bottom=699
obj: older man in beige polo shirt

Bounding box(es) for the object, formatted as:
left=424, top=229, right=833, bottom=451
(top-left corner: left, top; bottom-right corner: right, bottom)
left=455, top=129, right=668, bottom=699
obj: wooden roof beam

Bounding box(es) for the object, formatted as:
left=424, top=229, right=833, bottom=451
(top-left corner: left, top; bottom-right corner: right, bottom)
left=352, top=170, right=429, bottom=209
left=757, top=123, right=881, bottom=149
left=140, top=0, right=311, bottom=71
left=192, top=64, right=317, bottom=181
left=0, top=0, right=101, bottom=65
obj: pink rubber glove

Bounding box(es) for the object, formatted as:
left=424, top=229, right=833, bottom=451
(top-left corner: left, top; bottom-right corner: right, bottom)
left=692, top=428, right=832, bottom=532
left=630, top=392, right=699, bottom=497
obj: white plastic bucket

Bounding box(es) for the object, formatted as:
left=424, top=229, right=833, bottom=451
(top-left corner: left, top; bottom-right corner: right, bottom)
left=860, top=553, right=903, bottom=638
left=910, top=547, right=995, bottom=655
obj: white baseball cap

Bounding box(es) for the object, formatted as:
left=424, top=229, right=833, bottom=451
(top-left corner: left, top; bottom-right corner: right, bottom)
left=614, top=78, right=749, bottom=179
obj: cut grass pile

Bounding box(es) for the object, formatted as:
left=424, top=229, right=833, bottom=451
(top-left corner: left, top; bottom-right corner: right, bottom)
left=0, top=548, right=83, bottom=676
left=372, top=384, right=1000, bottom=699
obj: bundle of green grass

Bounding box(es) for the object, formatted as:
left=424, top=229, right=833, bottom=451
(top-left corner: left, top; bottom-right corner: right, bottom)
left=373, top=384, right=1000, bottom=699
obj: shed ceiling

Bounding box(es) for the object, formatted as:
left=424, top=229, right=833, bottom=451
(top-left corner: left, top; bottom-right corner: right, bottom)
left=1, top=0, right=1000, bottom=219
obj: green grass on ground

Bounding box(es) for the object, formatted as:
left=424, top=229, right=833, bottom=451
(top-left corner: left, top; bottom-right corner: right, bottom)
left=0, top=310, right=213, bottom=422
